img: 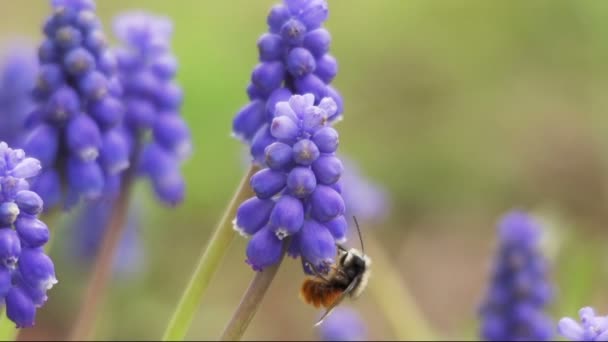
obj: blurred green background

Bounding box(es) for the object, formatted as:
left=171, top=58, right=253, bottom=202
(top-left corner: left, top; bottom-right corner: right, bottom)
left=1, top=0, right=608, bottom=340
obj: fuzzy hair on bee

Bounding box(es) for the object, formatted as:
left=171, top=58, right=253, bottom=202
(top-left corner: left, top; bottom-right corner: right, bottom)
left=299, top=217, right=371, bottom=326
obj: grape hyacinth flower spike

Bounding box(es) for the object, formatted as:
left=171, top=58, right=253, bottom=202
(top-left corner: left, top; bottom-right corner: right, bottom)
left=0, top=47, right=37, bottom=148
left=479, top=211, right=553, bottom=341
left=24, top=0, right=129, bottom=210
left=235, top=94, right=345, bottom=273
left=317, top=306, right=368, bottom=341
left=233, top=0, right=343, bottom=164
left=0, top=142, right=57, bottom=328
left=558, top=307, right=608, bottom=341
left=114, top=11, right=191, bottom=206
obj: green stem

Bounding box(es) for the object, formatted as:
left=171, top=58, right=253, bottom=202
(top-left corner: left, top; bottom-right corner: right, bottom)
left=162, top=165, right=258, bottom=341
left=68, top=174, right=136, bottom=341
left=366, top=233, right=436, bottom=340
left=219, top=238, right=289, bottom=341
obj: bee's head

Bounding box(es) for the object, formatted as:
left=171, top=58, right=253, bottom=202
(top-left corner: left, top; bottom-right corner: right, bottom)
left=338, top=248, right=371, bottom=269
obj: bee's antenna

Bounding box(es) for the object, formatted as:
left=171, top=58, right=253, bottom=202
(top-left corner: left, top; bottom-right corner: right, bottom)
left=353, top=216, right=365, bottom=254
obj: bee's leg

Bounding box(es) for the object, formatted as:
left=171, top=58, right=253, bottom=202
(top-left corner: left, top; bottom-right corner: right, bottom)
left=303, top=260, right=331, bottom=282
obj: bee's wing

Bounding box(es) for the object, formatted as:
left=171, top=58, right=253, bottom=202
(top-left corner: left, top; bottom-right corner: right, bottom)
left=313, top=276, right=361, bottom=327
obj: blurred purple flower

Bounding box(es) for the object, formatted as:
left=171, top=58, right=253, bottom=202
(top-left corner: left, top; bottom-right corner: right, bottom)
left=340, top=157, right=389, bottom=223
left=558, top=307, right=608, bottom=341
left=232, top=0, right=343, bottom=164
left=113, top=11, right=191, bottom=206
left=0, top=142, right=56, bottom=328
left=24, top=0, right=129, bottom=210
left=0, top=46, right=37, bottom=148
left=479, top=210, right=553, bottom=341
left=317, top=306, right=367, bottom=341
left=68, top=199, right=144, bottom=277
left=235, top=94, right=346, bottom=273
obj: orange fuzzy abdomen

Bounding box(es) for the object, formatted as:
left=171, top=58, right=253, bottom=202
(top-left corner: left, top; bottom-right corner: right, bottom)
left=300, top=278, right=343, bottom=308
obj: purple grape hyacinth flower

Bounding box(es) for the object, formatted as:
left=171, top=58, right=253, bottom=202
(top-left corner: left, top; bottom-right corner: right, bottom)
left=558, top=307, right=608, bottom=341
left=479, top=211, right=553, bottom=341
left=235, top=94, right=346, bottom=273
left=0, top=47, right=37, bottom=148
left=67, top=198, right=144, bottom=277
left=0, top=142, right=57, bottom=328
left=113, top=11, right=191, bottom=206
left=317, top=306, right=368, bottom=341
left=24, top=0, right=129, bottom=210
left=232, top=0, right=343, bottom=164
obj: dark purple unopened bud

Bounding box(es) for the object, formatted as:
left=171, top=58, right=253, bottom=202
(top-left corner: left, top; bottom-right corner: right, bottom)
left=299, top=219, right=336, bottom=272
left=0, top=229, right=21, bottom=269
left=303, top=29, right=331, bottom=58
left=17, top=249, right=57, bottom=291
left=153, top=114, right=191, bottom=160
left=36, top=65, right=64, bottom=94
left=233, top=100, right=266, bottom=142
left=287, top=48, right=316, bottom=78
left=38, top=40, right=58, bottom=64
left=257, top=33, right=283, bottom=62
left=151, top=54, right=178, bottom=79
left=67, top=115, right=102, bottom=161
left=6, top=287, right=35, bottom=328
left=235, top=197, right=275, bottom=237
left=246, top=227, right=283, bottom=271
left=54, top=26, right=83, bottom=50
left=251, top=169, right=286, bottom=199
left=100, top=130, right=130, bottom=174
left=140, top=144, right=185, bottom=206
left=89, top=96, right=123, bottom=128
left=23, top=124, right=59, bottom=167
left=269, top=195, right=304, bottom=239
left=0, top=203, right=19, bottom=226
left=295, top=74, right=326, bottom=101
left=315, top=54, right=337, bottom=83
left=311, top=185, right=344, bottom=222
left=15, top=217, right=49, bottom=248
left=15, top=191, right=44, bottom=216
left=250, top=125, right=275, bottom=164
left=324, top=215, right=347, bottom=243
left=312, top=155, right=343, bottom=185
left=67, top=157, right=104, bottom=200
left=251, top=62, right=285, bottom=95
left=264, top=142, right=293, bottom=171
left=312, top=127, right=338, bottom=153
left=293, top=139, right=320, bottom=165
left=30, top=170, right=61, bottom=209
left=126, top=98, right=155, bottom=128
left=45, top=86, right=79, bottom=123
left=155, top=82, right=182, bottom=109
left=84, top=30, right=107, bottom=54
left=280, top=19, right=306, bottom=46
left=267, top=4, right=290, bottom=33
left=64, top=47, right=95, bottom=76
left=78, top=71, right=108, bottom=100
left=286, top=167, right=317, bottom=198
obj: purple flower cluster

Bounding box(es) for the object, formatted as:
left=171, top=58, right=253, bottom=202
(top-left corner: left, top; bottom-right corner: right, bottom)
left=0, top=48, right=37, bottom=148
left=0, top=142, right=57, bottom=328
left=559, top=307, right=608, bottom=341
left=24, top=0, right=129, bottom=209
left=113, top=12, right=191, bottom=205
left=235, top=94, right=346, bottom=272
left=233, top=0, right=342, bottom=164
left=317, top=306, right=368, bottom=341
left=479, top=211, right=553, bottom=341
